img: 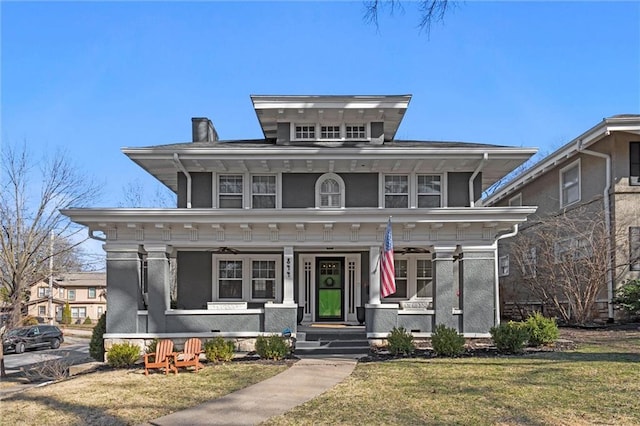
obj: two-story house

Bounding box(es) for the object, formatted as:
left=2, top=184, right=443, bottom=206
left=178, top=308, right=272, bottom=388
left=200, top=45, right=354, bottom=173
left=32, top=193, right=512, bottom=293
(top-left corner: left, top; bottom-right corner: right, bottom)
left=62, top=94, right=537, bottom=349
left=26, top=272, right=107, bottom=323
left=485, top=115, right=640, bottom=323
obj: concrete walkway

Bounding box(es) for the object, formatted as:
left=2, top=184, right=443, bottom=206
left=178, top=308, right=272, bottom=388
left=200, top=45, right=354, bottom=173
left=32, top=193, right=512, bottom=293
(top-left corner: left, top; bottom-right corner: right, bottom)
left=141, top=356, right=358, bottom=426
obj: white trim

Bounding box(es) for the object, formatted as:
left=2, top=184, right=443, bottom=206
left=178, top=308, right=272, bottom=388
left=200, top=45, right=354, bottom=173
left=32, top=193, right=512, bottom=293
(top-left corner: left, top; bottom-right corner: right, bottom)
left=212, top=254, right=282, bottom=302
left=250, top=174, right=278, bottom=209
left=559, top=158, right=581, bottom=208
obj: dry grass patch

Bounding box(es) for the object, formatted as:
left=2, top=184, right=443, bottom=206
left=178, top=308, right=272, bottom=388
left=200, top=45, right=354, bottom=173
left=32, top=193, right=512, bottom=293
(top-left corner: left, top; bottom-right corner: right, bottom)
left=2, top=362, right=288, bottom=425
left=265, top=326, right=640, bottom=426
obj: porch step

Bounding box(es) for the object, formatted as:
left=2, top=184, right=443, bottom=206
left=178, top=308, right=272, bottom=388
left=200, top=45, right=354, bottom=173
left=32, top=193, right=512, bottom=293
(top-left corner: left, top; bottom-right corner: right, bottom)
left=295, top=325, right=370, bottom=356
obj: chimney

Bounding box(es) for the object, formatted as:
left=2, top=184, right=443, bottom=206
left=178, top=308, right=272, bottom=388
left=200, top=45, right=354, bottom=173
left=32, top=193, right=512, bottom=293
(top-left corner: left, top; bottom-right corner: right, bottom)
left=191, top=117, right=219, bottom=142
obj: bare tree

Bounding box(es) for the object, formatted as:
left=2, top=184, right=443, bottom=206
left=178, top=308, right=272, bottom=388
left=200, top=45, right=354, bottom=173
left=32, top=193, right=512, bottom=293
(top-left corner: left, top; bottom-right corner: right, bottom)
left=118, top=179, right=175, bottom=208
left=506, top=204, right=633, bottom=325
left=0, top=144, right=100, bottom=377
left=364, top=0, right=453, bottom=35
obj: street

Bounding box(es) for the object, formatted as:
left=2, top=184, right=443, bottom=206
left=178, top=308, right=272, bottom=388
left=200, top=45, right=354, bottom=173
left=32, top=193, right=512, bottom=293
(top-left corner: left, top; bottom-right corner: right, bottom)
left=3, top=336, right=92, bottom=376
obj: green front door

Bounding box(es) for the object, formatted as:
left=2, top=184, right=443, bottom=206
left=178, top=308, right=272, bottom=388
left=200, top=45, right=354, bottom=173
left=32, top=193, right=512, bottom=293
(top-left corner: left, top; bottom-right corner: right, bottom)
left=316, top=258, right=344, bottom=321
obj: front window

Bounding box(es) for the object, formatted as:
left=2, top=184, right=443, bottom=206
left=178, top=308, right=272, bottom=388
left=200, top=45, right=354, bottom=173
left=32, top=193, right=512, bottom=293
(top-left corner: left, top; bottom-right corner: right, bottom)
left=560, top=161, right=580, bottom=207
left=386, top=259, right=407, bottom=298
left=554, top=237, right=591, bottom=263
left=252, top=175, right=276, bottom=208
left=88, top=287, right=96, bottom=299
left=417, top=175, right=441, bottom=207
left=252, top=260, right=276, bottom=299
left=71, top=307, right=86, bottom=319
left=38, top=306, right=46, bottom=316
left=416, top=259, right=433, bottom=297
left=218, top=260, right=243, bottom=299
left=346, top=124, right=366, bottom=139
left=320, top=125, right=340, bottom=139
left=38, top=287, right=50, bottom=298
left=522, top=248, right=537, bottom=278
left=68, top=289, right=76, bottom=301
left=295, top=125, right=315, bottom=139
left=384, top=175, right=409, bottom=208
left=630, top=227, right=640, bottom=271
left=631, top=142, right=640, bottom=185
left=219, top=175, right=243, bottom=208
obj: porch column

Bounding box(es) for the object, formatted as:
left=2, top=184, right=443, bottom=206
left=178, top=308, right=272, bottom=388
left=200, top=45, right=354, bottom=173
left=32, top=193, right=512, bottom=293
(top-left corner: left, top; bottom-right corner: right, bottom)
left=145, top=244, right=173, bottom=333
left=460, top=249, right=496, bottom=334
left=105, top=244, right=143, bottom=334
left=432, top=248, right=459, bottom=330
left=283, top=246, right=295, bottom=305
left=368, top=246, right=381, bottom=304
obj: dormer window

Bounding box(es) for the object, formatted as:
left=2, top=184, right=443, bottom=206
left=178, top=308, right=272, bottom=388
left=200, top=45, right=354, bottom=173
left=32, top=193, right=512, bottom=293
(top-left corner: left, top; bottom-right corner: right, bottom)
left=295, top=125, right=315, bottom=139
left=346, top=124, right=366, bottom=139
left=321, top=125, right=340, bottom=139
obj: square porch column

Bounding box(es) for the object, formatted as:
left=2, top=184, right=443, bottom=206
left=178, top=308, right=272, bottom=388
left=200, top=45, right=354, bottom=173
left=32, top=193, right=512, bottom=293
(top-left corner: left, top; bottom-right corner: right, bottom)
left=432, top=248, right=459, bottom=331
left=144, top=244, right=173, bottom=333
left=459, top=250, right=496, bottom=334
left=105, top=244, right=143, bottom=334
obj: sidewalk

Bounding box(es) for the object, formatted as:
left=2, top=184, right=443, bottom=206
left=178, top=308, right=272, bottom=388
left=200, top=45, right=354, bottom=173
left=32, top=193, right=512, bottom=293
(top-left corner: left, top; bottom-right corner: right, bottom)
left=141, top=356, right=358, bottom=426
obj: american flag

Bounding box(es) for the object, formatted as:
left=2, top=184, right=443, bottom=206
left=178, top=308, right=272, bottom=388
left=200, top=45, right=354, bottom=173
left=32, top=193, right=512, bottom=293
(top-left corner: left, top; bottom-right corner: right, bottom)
left=380, top=218, right=396, bottom=297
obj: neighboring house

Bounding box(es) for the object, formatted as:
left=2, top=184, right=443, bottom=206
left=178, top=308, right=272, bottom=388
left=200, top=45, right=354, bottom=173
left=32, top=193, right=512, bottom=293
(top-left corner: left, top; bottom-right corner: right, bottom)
left=62, top=94, right=536, bottom=348
left=26, top=272, right=107, bottom=323
left=485, top=115, right=640, bottom=322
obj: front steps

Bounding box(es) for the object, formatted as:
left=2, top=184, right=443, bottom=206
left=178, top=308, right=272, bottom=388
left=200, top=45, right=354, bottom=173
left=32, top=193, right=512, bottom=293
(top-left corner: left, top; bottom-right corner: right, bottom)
left=295, top=325, right=370, bottom=357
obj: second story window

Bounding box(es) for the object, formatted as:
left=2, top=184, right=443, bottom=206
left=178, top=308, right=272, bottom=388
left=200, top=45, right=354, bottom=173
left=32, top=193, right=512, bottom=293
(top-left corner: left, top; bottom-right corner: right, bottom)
left=560, top=160, right=580, bottom=207
left=320, top=125, right=340, bottom=139
left=316, top=173, right=345, bottom=208
left=252, top=176, right=276, bottom=208
left=219, top=175, right=243, bottom=208
left=630, top=142, right=640, bottom=185
left=384, top=175, right=409, bottom=208
left=68, top=289, right=76, bottom=301
left=295, top=125, right=315, bottom=139
left=417, top=175, right=441, bottom=207
left=38, top=287, right=50, bottom=298
left=88, top=287, right=96, bottom=299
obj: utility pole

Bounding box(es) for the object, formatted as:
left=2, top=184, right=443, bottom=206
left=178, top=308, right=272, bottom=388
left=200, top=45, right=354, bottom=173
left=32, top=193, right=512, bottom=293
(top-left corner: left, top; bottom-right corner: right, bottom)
left=48, top=230, right=54, bottom=325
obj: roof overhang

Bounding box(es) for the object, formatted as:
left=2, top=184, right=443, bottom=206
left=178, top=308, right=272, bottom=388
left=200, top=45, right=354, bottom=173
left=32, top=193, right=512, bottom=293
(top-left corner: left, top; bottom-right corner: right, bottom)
left=250, top=95, right=412, bottom=141
left=484, top=115, right=640, bottom=205
left=123, top=145, right=537, bottom=193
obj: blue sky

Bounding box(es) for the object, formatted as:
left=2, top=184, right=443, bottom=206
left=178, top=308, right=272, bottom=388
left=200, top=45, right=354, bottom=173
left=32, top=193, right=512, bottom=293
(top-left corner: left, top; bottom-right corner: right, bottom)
left=2, top=1, right=640, bottom=211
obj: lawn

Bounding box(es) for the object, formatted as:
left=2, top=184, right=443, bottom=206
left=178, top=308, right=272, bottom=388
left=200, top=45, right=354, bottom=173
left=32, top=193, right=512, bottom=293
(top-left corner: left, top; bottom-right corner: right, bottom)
left=1, top=326, right=639, bottom=426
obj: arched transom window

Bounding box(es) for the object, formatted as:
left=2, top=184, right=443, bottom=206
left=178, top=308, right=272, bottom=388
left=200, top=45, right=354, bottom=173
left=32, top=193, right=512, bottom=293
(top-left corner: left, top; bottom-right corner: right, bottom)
left=315, top=173, right=345, bottom=208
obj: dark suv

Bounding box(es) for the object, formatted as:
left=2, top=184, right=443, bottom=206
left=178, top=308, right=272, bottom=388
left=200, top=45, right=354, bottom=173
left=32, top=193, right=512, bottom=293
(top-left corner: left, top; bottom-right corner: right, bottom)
left=2, top=325, right=64, bottom=354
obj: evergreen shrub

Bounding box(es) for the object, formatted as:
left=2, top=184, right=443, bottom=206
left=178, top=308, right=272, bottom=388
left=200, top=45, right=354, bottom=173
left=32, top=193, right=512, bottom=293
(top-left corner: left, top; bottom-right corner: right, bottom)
left=204, top=337, right=235, bottom=363
left=490, top=321, right=529, bottom=354
left=431, top=324, right=465, bottom=357
left=524, top=312, right=559, bottom=346
left=255, top=335, right=290, bottom=360
left=107, top=342, right=140, bottom=368
left=387, top=326, right=415, bottom=356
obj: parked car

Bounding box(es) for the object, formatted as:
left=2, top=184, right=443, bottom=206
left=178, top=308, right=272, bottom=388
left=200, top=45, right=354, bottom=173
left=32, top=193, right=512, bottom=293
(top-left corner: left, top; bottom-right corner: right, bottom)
left=2, top=325, right=64, bottom=354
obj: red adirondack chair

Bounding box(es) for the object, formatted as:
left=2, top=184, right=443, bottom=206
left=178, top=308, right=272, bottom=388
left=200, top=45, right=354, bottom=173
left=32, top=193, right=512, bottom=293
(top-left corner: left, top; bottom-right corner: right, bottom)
left=144, top=339, right=177, bottom=375
left=174, top=338, right=205, bottom=373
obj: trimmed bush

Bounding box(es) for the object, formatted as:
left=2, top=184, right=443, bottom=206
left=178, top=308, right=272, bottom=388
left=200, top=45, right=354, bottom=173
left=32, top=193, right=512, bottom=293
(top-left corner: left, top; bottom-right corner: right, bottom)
left=524, top=312, right=559, bottom=346
left=204, top=337, right=235, bottom=363
left=431, top=324, right=465, bottom=357
left=89, top=313, right=106, bottom=361
left=83, top=316, right=92, bottom=325
left=491, top=321, right=529, bottom=354
left=61, top=302, right=72, bottom=325
left=614, top=279, right=640, bottom=317
left=107, top=342, right=140, bottom=368
left=387, top=326, right=415, bottom=356
left=255, top=335, right=290, bottom=360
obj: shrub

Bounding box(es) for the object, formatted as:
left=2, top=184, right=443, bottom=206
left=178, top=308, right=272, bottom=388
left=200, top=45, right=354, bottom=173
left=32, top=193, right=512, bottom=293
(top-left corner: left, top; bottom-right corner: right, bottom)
left=524, top=312, right=559, bottom=346
left=89, top=313, right=106, bottom=361
left=431, top=324, right=465, bottom=357
left=614, top=279, right=640, bottom=317
left=83, top=317, right=92, bottom=325
left=255, top=335, right=290, bottom=360
left=21, top=315, right=39, bottom=326
left=107, top=342, right=140, bottom=368
left=490, top=321, right=529, bottom=354
left=386, top=327, right=415, bottom=356
left=61, top=302, right=72, bottom=325
left=204, top=337, right=235, bottom=363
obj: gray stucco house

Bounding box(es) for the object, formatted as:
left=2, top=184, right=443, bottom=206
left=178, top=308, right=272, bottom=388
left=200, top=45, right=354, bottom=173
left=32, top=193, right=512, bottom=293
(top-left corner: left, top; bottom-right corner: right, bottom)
left=62, top=94, right=537, bottom=348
